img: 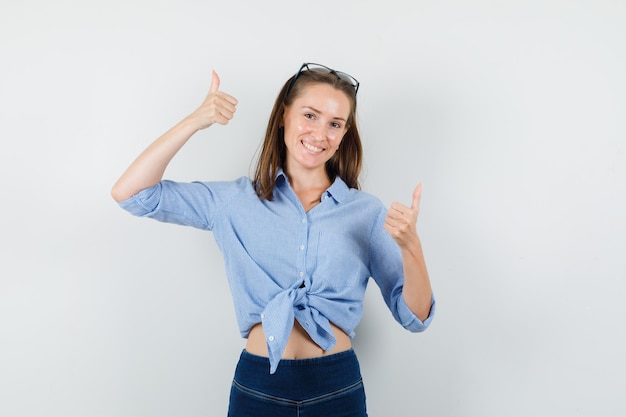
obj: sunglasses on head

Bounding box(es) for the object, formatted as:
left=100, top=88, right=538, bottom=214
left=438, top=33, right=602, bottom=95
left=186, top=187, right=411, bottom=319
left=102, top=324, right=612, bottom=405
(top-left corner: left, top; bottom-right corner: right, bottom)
left=287, top=62, right=360, bottom=95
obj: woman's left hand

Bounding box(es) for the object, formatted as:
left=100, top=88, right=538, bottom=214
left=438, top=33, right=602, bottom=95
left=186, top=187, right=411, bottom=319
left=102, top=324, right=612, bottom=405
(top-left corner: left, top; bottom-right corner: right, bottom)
left=384, top=183, right=432, bottom=320
left=384, top=183, right=422, bottom=249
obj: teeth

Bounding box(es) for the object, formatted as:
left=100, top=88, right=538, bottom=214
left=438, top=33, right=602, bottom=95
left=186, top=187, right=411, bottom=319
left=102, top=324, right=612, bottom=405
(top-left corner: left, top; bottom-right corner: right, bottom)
left=302, top=141, right=324, bottom=153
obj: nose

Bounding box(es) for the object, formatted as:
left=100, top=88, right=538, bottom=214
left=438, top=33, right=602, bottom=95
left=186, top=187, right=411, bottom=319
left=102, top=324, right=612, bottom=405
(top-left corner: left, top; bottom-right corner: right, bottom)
left=310, top=122, right=326, bottom=141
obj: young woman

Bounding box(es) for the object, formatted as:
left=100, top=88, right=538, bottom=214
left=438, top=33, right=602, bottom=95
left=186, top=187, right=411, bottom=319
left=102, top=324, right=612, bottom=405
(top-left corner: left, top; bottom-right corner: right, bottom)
left=112, top=63, right=435, bottom=416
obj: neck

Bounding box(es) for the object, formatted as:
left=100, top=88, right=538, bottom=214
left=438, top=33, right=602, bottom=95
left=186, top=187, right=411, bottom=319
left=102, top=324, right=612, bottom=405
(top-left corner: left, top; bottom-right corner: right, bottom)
left=284, top=164, right=331, bottom=193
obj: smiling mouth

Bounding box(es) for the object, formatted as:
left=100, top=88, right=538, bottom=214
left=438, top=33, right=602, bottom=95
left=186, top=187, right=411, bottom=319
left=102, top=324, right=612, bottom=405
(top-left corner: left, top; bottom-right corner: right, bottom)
left=301, top=140, right=325, bottom=153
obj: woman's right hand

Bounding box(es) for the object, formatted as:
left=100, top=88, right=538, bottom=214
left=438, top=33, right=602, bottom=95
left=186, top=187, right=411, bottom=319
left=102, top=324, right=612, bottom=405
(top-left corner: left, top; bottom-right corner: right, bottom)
left=188, top=70, right=238, bottom=130
left=111, top=70, right=238, bottom=202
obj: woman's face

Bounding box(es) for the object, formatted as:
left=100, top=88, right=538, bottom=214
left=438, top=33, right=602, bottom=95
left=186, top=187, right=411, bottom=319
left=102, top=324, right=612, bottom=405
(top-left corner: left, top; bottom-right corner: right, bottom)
left=282, top=83, right=351, bottom=177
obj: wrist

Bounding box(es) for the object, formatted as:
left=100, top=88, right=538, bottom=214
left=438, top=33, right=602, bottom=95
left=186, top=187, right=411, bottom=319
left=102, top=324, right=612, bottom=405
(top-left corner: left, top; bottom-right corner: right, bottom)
left=400, top=234, right=422, bottom=255
left=183, top=109, right=215, bottom=133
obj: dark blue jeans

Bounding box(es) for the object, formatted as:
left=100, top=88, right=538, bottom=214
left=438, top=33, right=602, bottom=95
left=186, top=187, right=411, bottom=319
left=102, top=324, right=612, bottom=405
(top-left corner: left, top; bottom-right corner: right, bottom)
left=228, top=349, right=368, bottom=417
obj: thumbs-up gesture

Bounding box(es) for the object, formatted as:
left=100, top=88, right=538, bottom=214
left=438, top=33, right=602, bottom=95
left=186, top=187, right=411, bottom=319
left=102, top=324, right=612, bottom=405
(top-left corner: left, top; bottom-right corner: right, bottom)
left=384, top=184, right=423, bottom=249
left=191, top=70, right=239, bottom=130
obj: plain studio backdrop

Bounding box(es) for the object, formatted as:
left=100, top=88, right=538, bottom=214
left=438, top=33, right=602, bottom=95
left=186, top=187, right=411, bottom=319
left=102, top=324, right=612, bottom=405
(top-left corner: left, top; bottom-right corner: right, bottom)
left=1, top=1, right=625, bottom=416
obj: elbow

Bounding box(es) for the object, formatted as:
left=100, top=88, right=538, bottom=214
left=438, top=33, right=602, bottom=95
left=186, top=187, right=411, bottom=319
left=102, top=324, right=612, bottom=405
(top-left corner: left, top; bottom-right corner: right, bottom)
left=110, top=183, right=128, bottom=203
left=416, top=310, right=431, bottom=323
left=402, top=292, right=435, bottom=324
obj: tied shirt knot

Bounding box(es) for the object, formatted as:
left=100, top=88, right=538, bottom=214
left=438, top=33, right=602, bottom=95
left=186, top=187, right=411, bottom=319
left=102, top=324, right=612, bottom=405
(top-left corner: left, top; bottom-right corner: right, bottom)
left=261, top=280, right=337, bottom=373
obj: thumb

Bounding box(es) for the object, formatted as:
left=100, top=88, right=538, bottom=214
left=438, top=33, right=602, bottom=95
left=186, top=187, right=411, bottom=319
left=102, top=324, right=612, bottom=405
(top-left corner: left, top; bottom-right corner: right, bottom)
left=208, top=70, right=220, bottom=94
left=411, top=183, right=423, bottom=210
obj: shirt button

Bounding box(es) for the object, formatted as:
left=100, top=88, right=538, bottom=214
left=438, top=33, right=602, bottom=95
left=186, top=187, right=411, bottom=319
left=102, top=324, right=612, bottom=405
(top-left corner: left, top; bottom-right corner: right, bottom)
left=299, top=245, right=305, bottom=251
left=299, top=271, right=304, bottom=277
left=268, top=336, right=274, bottom=342
left=301, top=218, right=306, bottom=224
left=260, top=313, right=265, bottom=319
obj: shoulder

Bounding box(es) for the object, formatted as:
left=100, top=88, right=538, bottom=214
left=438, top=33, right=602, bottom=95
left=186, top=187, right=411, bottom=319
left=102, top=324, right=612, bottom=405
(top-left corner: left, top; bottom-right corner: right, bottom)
left=331, top=177, right=384, bottom=209
left=345, top=187, right=386, bottom=213
left=191, top=176, right=255, bottom=196
left=350, top=188, right=383, bottom=204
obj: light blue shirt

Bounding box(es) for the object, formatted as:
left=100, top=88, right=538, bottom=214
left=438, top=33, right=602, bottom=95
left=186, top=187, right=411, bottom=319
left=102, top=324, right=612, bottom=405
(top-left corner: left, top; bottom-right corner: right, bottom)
left=119, top=171, right=435, bottom=373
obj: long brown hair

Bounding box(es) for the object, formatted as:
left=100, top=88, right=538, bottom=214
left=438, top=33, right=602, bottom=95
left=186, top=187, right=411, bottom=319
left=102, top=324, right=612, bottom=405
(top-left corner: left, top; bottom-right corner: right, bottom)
left=253, top=70, right=362, bottom=200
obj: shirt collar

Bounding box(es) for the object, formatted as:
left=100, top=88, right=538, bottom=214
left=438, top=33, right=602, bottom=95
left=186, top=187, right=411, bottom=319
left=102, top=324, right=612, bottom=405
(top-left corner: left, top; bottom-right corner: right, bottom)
left=326, top=176, right=349, bottom=203
left=275, top=168, right=350, bottom=204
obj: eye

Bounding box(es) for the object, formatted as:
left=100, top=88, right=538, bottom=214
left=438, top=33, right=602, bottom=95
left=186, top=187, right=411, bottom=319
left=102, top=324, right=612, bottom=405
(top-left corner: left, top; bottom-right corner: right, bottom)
left=330, top=121, right=342, bottom=129
left=304, top=113, right=315, bottom=120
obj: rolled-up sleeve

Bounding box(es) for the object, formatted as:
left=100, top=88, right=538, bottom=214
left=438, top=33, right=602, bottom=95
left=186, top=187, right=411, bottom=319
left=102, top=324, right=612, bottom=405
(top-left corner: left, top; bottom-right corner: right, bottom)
left=368, top=208, right=436, bottom=333
left=395, top=291, right=436, bottom=332
left=117, top=179, right=236, bottom=230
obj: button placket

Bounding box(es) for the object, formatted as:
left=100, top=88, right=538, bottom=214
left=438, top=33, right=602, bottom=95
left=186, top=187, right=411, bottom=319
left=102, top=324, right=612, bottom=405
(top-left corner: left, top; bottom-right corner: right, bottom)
left=296, top=212, right=309, bottom=285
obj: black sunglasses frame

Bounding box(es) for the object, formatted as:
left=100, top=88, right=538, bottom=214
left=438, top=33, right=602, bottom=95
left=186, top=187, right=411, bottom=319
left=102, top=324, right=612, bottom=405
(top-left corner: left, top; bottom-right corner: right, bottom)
left=286, top=62, right=360, bottom=95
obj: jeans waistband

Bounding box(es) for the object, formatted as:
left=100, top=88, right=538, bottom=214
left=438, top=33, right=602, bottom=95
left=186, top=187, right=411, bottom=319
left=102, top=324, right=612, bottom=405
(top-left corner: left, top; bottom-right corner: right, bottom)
left=234, top=349, right=362, bottom=401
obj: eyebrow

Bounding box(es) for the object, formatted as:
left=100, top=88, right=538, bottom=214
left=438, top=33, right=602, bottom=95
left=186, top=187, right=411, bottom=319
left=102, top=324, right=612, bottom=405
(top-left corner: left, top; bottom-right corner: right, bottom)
left=302, top=106, right=347, bottom=122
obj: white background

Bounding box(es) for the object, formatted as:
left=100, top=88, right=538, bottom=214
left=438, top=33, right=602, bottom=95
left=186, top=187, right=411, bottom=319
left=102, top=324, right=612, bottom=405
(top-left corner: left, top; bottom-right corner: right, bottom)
left=1, top=1, right=625, bottom=416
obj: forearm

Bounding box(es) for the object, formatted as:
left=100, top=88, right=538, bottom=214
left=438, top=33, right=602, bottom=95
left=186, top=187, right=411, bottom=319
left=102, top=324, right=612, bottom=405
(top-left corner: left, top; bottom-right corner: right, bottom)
left=111, top=71, right=238, bottom=203
left=400, top=236, right=433, bottom=321
left=111, top=115, right=202, bottom=202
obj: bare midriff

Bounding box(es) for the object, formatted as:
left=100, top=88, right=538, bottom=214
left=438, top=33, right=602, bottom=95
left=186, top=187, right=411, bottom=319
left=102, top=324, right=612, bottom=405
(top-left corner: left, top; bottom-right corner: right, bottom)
left=245, top=321, right=352, bottom=359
